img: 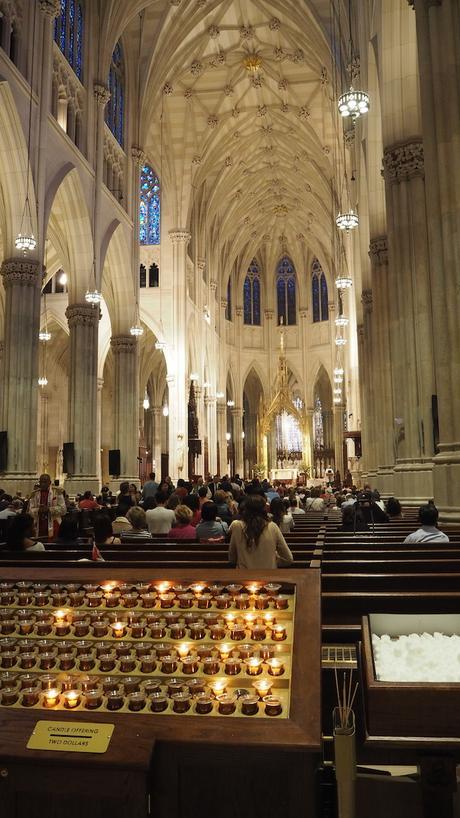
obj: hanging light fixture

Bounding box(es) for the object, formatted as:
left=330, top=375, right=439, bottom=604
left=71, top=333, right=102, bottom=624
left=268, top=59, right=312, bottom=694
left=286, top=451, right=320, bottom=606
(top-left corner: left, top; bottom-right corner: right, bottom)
left=334, top=388, right=342, bottom=396
left=333, top=396, right=342, bottom=404
left=16, top=5, right=37, bottom=254
left=334, top=374, right=344, bottom=384
left=226, top=432, right=231, bottom=441
left=39, top=294, right=51, bottom=341
left=216, top=391, right=225, bottom=399
left=155, top=341, right=167, bottom=350
left=38, top=376, right=48, bottom=388
left=335, top=275, right=353, bottom=289
left=334, top=367, right=344, bottom=376
left=162, top=404, right=169, bottom=417
left=336, top=209, right=359, bottom=231
left=143, top=391, right=150, bottom=410
left=227, top=399, right=235, bottom=407
left=335, top=314, right=349, bottom=327
left=59, top=271, right=68, bottom=286
left=337, top=1, right=369, bottom=120
left=335, top=337, right=347, bottom=346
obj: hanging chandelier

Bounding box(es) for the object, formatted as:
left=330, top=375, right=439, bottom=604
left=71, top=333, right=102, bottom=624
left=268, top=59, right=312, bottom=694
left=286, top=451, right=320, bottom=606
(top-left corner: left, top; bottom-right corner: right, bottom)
left=335, top=314, right=349, bottom=327
left=162, top=404, right=169, bottom=417
left=335, top=275, right=353, bottom=289
left=333, top=396, right=342, bottom=404
left=334, top=374, right=343, bottom=383
left=38, top=329, right=51, bottom=341
left=334, top=367, right=344, bottom=376
left=338, top=87, right=369, bottom=120
left=335, top=337, right=347, bottom=346
left=85, top=289, right=102, bottom=305
left=143, top=391, right=150, bottom=410
left=333, top=388, right=342, bottom=396
left=38, top=376, right=48, bottom=387
left=155, top=341, right=167, bottom=350
left=130, top=323, right=143, bottom=337
left=216, top=391, right=225, bottom=399
left=336, top=209, right=359, bottom=231
left=16, top=230, right=36, bottom=253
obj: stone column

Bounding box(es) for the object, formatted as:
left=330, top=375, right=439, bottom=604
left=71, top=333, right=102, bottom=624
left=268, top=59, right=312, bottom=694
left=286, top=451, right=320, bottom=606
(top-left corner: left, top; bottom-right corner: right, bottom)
left=93, top=84, right=111, bottom=280
left=356, top=325, right=370, bottom=482
left=216, top=402, right=227, bottom=476
left=360, top=289, right=378, bottom=482
left=96, top=378, right=104, bottom=486
left=151, top=406, right=162, bottom=475
left=37, top=1, right=60, bottom=248
left=0, top=259, right=41, bottom=491
left=205, top=396, right=217, bottom=476
left=65, top=304, right=99, bottom=494
left=38, top=392, right=49, bottom=475
left=410, top=0, right=460, bottom=519
left=369, top=237, right=395, bottom=496
left=168, top=230, right=191, bottom=480
left=382, top=140, right=435, bottom=503
left=232, top=408, right=244, bottom=477
left=110, top=335, right=139, bottom=483
left=333, top=405, right=344, bottom=479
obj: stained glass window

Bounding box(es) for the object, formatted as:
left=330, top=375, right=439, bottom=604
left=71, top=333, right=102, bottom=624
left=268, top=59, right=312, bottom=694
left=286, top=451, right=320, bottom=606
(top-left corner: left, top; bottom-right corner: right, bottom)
left=243, top=259, right=261, bottom=326
left=276, top=257, right=296, bottom=325
left=225, top=277, right=232, bottom=321
left=139, top=165, right=160, bottom=245
left=54, top=0, right=84, bottom=80
left=312, top=257, right=328, bottom=322
left=105, top=43, right=124, bottom=147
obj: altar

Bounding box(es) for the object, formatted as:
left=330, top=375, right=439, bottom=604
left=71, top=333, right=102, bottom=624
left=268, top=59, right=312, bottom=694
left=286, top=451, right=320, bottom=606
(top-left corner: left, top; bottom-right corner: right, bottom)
left=270, top=468, right=298, bottom=483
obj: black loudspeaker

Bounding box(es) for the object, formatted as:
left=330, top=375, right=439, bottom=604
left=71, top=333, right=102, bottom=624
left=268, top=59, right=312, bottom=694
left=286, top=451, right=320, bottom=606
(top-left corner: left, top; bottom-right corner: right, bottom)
left=63, top=442, right=75, bottom=474
left=0, top=432, right=7, bottom=472
left=109, top=449, right=121, bottom=477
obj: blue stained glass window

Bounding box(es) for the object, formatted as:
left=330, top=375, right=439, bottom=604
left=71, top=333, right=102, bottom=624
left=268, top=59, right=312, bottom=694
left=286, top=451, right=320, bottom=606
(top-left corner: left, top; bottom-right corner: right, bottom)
left=276, top=256, right=296, bottom=325
left=225, top=277, right=232, bottom=321
left=54, top=0, right=83, bottom=80
left=312, top=257, right=328, bottom=322
left=106, top=43, right=124, bottom=147
left=244, top=259, right=261, bottom=325
left=139, top=165, right=160, bottom=245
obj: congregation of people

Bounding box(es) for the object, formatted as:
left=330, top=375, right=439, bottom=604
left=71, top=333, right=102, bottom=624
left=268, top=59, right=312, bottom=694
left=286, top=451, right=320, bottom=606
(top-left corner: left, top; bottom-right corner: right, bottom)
left=0, top=469, right=450, bottom=568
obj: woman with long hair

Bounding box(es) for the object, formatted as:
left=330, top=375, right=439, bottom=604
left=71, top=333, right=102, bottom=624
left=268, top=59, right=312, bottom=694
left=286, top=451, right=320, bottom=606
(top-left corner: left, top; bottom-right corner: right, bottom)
left=228, top=496, right=293, bottom=569
left=6, top=513, right=45, bottom=551
left=269, top=497, right=294, bottom=534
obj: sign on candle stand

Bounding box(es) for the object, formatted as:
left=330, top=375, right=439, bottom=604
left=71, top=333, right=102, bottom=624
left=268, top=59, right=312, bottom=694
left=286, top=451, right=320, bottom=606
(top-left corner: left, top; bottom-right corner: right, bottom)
left=27, top=721, right=115, bottom=753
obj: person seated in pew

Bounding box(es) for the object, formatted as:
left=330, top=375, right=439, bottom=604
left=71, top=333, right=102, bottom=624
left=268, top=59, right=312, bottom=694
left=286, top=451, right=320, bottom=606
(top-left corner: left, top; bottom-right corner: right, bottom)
left=214, top=490, right=235, bottom=525
left=55, top=515, right=85, bottom=546
left=338, top=504, right=369, bottom=532
left=93, top=514, right=121, bottom=546
left=228, top=496, right=293, bottom=569
left=78, top=490, right=101, bottom=511
left=355, top=491, right=389, bottom=524
left=403, top=504, right=449, bottom=543
left=121, top=507, right=151, bottom=542
left=112, top=511, right=132, bottom=535
left=195, top=502, right=229, bottom=541
left=269, top=497, right=295, bottom=534
left=146, top=490, right=176, bottom=534
left=183, top=494, right=201, bottom=526
left=167, top=505, right=197, bottom=540
left=386, top=497, right=403, bottom=519
left=6, top=513, right=45, bottom=551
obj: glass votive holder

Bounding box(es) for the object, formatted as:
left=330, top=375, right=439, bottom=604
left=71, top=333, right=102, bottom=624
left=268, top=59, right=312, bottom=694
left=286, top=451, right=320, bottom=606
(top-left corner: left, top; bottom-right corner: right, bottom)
left=59, top=675, right=74, bottom=692
left=85, top=689, right=103, bottom=709
left=59, top=653, right=75, bottom=671
left=119, top=656, right=136, bottom=674
left=78, top=654, right=95, bottom=672
left=189, top=623, right=206, bottom=641
left=155, top=643, right=174, bottom=658
left=257, top=645, right=275, bottom=661
left=202, top=612, right=219, bottom=627
left=273, top=595, right=289, bottom=610
left=122, top=593, right=139, bottom=608
left=210, top=678, right=227, bottom=697
left=266, top=658, right=285, bottom=676
left=99, top=653, right=116, bottom=672
left=1, top=687, right=18, bottom=705
left=37, top=640, right=54, bottom=654
left=229, top=625, right=245, bottom=641
left=226, top=584, right=243, bottom=596
left=177, top=593, right=194, bottom=609
left=164, top=611, right=181, bottom=626
left=187, top=678, right=207, bottom=696
left=241, top=695, right=259, bottom=716
left=34, top=592, right=49, bottom=607
left=39, top=652, right=57, bottom=671
left=1, top=621, right=16, bottom=635
left=51, top=592, right=68, bottom=607
left=271, top=625, right=287, bottom=642
left=150, top=624, right=167, bottom=639
left=18, top=620, right=34, bottom=636
left=167, top=678, right=184, bottom=696
left=250, top=626, right=266, bottom=642
left=263, top=695, right=283, bottom=716
left=159, top=593, right=175, bottom=609
left=197, top=594, right=212, bottom=609
left=136, top=642, right=154, bottom=658
left=263, top=613, right=277, bottom=628
left=130, top=622, right=146, bottom=639
left=21, top=686, right=40, bottom=707
left=17, top=591, right=34, bottom=606
left=190, top=583, right=206, bottom=596
left=150, top=692, right=168, bottom=713
left=104, top=593, right=120, bottom=608
left=35, top=619, right=52, bottom=636
left=19, top=653, right=36, bottom=670
left=208, top=584, right=224, bottom=596
left=17, top=674, right=36, bottom=690
left=153, top=581, right=172, bottom=594
left=39, top=674, right=57, bottom=690
left=244, top=613, right=256, bottom=628
left=236, top=644, right=253, bottom=660
left=172, top=691, right=191, bottom=713
left=169, top=624, right=186, bottom=640
left=254, top=595, right=269, bottom=610
left=114, top=642, right=133, bottom=658
left=86, top=592, right=103, bottom=608
left=195, top=694, right=214, bottom=715
left=210, top=624, right=226, bottom=641
left=68, top=591, right=85, bottom=607
left=75, top=641, right=93, bottom=656
left=181, top=656, right=199, bottom=675
left=246, top=658, right=263, bottom=676
left=215, top=595, right=231, bottom=610
left=0, top=638, right=17, bottom=653
left=252, top=679, right=273, bottom=699
left=140, top=593, right=156, bottom=609
left=128, top=691, right=146, bottom=712
left=107, top=691, right=124, bottom=711
left=123, top=677, right=139, bottom=694
left=161, top=655, right=178, bottom=674
left=217, top=693, right=236, bottom=715
left=92, top=622, right=109, bottom=638
left=196, top=646, right=213, bottom=659
left=143, top=680, right=161, bottom=696
left=224, top=658, right=241, bottom=676
left=218, top=644, right=232, bottom=661
left=43, top=688, right=60, bottom=708
left=102, top=677, right=121, bottom=694
left=79, top=675, right=99, bottom=693
left=111, top=622, right=126, bottom=639
left=140, top=654, right=156, bottom=674
left=234, top=595, right=250, bottom=610
left=264, top=583, right=282, bottom=596
left=73, top=621, right=90, bottom=637
left=203, top=657, right=220, bottom=675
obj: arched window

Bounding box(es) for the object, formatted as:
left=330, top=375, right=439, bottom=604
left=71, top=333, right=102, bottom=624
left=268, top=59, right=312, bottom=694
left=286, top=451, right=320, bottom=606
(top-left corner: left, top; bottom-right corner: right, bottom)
left=225, top=276, right=232, bottom=321
left=276, top=257, right=296, bottom=325
left=140, top=165, right=160, bottom=245
left=149, top=263, right=159, bottom=287
left=105, top=43, right=124, bottom=147
left=312, top=257, right=329, bottom=322
left=139, top=264, right=146, bottom=288
left=244, top=259, right=261, bottom=326
left=54, top=0, right=84, bottom=80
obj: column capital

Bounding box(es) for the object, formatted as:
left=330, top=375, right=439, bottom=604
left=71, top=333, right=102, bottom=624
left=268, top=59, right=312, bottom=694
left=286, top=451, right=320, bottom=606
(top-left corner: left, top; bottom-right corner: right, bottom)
left=204, top=396, right=216, bottom=407
left=231, top=407, right=243, bottom=418
left=216, top=403, right=226, bottom=415
left=65, top=303, right=100, bottom=328
left=1, top=258, right=41, bottom=287
left=361, top=289, right=373, bottom=313
left=220, top=297, right=228, bottom=310
left=209, top=278, right=218, bottom=292
left=110, top=335, right=137, bottom=354
left=369, top=236, right=388, bottom=266
left=93, top=83, right=111, bottom=107
left=152, top=406, right=162, bottom=417
left=97, top=377, right=104, bottom=391
left=39, top=0, right=60, bottom=18
left=197, top=258, right=206, bottom=272
left=382, top=139, right=424, bottom=183
left=131, top=146, right=147, bottom=166
left=264, top=309, right=274, bottom=320
left=169, top=229, right=191, bottom=245
left=235, top=306, right=243, bottom=318
left=299, top=306, right=308, bottom=318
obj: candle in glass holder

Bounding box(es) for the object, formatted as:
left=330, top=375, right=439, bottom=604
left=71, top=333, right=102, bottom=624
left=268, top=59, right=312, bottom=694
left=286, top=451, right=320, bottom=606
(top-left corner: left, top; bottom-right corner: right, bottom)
left=111, top=621, right=125, bottom=639
left=85, top=690, right=103, bottom=709
left=254, top=594, right=269, bottom=611
left=215, top=595, right=231, bottom=610
left=169, top=624, right=186, bottom=640
left=217, top=693, right=236, bottom=715
left=69, top=591, right=85, bottom=607
left=196, top=646, right=213, bottom=660
left=136, top=642, right=153, bottom=658
left=161, top=655, right=178, bottom=674
left=114, top=642, right=132, bottom=658
left=21, top=686, right=39, bottom=707
left=159, top=593, right=175, bottom=609
left=229, top=625, right=246, bottom=641
left=123, top=677, right=140, bottom=694
left=75, top=641, right=93, bottom=656
left=273, top=595, right=289, bottom=610
left=140, top=654, right=156, bottom=674
left=36, top=639, right=53, bottom=654
left=271, top=624, right=287, bottom=642
left=218, top=643, right=232, bottom=661
left=34, top=592, right=49, bottom=607
left=86, top=592, right=103, bottom=608
left=189, top=623, right=206, bottom=641
left=73, top=620, right=89, bottom=637
left=177, top=642, right=191, bottom=659
left=122, top=593, right=138, bottom=608
left=78, top=654, right=95, bottom=672
left=35, top=619, right=52, bottom=636
left=209, top=624, right=226, bottom=641
left=143, top=680, right=161, bottom=696
left=154, top=581, right=171, bottom=594
left=187, top=678, right=207, bottom=696
left=224, top=658, right=241, bottom=676
left=59, top=653, right=75, bottom=671
left=150, top=692, right=168, bottom=712
left=246, top=657, right=263, bottom=676
left=197, top=594, right=212, bottom=609
left=19, top=653, right=36, bottom=670
left=236, top=644, right=253, bottom=660
left=19, top=620, right=34, bottom=636
left=19, top=673, right=37, bottom=689
left=128, top=691, right=146, bottom=712
left=251, top=626, right=266, bottom=642
left=210, top=678, right=227, bottom=696
left=43, top=688, right=60, bottom=708
left=98, top=653, right=116, bottom=672
left=104, top=592, right=120, bottom=608
left=203, top=657, right=220, bottom=675
left=1, top=687, right=18, bottom=705
left=241, top=695, right=259, bottom=716
left=107, top=691, right=124, bottom=711
left=17, top=590, right=33, bottom=606
left=172, top=691, right=191, bottom=713
left=102, top=677, right=120, bottom=694
left=266, top=658, right=284, bottom=676
left=39, top=652, right=57, bottom=671
left=252, top=679, right=273, bottom=698
left=234, top=595, right=250, bottom=610
left=257, top=644, right=275, bottom=661
left=100, top=582, right=117, bottom=594
left=178, top=593, right=194, bottom=609
left=140, top=593, right=156, bottom=609
left=264, top=613, right=276, bottom=628
left=91, top=621, right=108, bottom=638
left=164, top=611, right=181, bottom=626
left=155, top=643, right=174, bottom=658
left=130, top=621, right=146, bottom=639
left=167, top=678, right=184, bottom=696
left=1, top=621, right=16, bottom=635
left=119, top=656, right=136, bottom=674
left=79, top=675, right=99, bottom=693
left=244, top=613, right=256, bottom=627
left=263, top=695, right=282, bottom=716
left=264, top=583, right=282, bottom=596
left=150, top=623, right=166, bottom=639
left=51, top=591, right=68, bottom=607
left=195, top=694, right=213, bottom=715
left=181, top=656, right=199, bottom=675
